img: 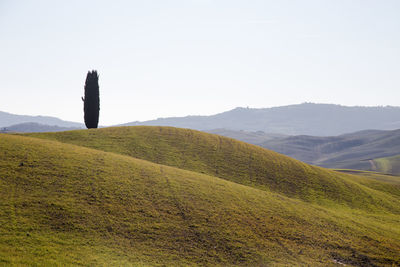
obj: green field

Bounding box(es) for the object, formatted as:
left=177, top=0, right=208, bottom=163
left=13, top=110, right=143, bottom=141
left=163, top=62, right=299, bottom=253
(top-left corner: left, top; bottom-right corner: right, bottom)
left=373, top=155, right=400, bottom=175
left=1, top=126, right=399, bottom=266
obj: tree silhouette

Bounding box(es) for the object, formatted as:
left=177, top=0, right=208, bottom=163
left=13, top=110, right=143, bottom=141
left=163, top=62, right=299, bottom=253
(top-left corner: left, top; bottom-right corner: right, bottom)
left=82, top=70, right=100, bottom=129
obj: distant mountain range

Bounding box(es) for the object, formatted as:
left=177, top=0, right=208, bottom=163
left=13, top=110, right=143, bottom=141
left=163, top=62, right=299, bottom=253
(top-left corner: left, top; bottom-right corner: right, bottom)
left=3, top=103, right=400, bottom=136
left=0, top=111, right=84, bottom=129
left=124, top=103, right=400, bottom=136
left=0, top=122, right=80, bottom=133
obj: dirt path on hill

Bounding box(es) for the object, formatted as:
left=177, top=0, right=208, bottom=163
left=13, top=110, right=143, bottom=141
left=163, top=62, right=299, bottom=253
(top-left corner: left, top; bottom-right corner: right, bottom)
left=160, top=166, right=187, bottom=220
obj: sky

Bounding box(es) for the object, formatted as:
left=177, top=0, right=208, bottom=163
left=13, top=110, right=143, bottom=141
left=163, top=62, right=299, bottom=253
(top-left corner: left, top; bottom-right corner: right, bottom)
left=1, top=0, right=399, bottom=125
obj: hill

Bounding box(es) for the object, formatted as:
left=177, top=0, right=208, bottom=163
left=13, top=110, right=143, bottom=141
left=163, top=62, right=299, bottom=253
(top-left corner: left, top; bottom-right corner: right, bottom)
left=123, top=103, right=400, bottom=136
left=2, top=129, right=400, bottom=265
left=0, top=122, right=80, bottom=133
left=259, top=129, right=400, bottom=172
left=27, top=126, right=400, bottom=211
left=204, top=128, right=400, bottom=175
left=0, top=110, right=84, bottom=128
left=206, top=129, right=287, bottom=145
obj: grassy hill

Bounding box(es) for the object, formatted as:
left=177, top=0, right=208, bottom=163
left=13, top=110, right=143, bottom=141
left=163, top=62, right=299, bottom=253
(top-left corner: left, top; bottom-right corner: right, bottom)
left=1, top=127, right=399, bottom=265
left=334, top=169, right=400, bottom=198
left=209, top=128, right=400, bottom=176
left=206, top=129, right=287, bottom=145
left=28, top=126, right=400, bottom=212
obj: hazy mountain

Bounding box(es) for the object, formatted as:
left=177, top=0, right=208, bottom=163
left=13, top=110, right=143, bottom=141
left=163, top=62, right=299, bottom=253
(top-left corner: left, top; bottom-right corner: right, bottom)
left=0, top=122, right=80, bottom=133
left=0, top=111, right=84, bottom=128
left=124, top=103, right=400, bottom=136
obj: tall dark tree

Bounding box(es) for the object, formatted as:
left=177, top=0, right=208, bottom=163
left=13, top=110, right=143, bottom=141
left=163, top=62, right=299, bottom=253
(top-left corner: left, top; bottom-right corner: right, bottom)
left=82, top=70, right=100, bottom=129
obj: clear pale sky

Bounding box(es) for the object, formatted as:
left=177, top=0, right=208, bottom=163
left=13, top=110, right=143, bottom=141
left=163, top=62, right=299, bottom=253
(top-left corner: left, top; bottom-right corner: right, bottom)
left=1, top=0, right=399, bottom=125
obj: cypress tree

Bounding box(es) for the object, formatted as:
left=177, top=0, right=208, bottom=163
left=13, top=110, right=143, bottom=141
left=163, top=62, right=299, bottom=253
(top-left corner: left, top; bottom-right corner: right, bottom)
left=82, top=70, right=100, bottom=129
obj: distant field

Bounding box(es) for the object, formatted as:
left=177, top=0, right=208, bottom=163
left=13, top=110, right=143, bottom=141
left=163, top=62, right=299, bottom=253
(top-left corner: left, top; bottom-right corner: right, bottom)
left=0, top=127, right=399, bottom=266
left=373, top=155, right=400, bottom=175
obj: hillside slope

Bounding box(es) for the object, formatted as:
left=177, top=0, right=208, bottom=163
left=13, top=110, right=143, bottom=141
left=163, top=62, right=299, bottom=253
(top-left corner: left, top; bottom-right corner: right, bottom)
left=208, top=128, right=400, bottom=175
left=260, top=129, right=400, bottom=170
left=28, top=126, right=400, bottom=212
left=206, top=129, right=287, bottom=145
left=123, top=103, right=400, bottom=136
left=1, top=134, right=400, bottom=266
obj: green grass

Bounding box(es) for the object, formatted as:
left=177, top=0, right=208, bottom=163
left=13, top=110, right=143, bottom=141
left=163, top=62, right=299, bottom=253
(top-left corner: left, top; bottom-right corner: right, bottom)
left=374, top=155, right=400, bottom=175
left=334, top=169, right=400, bottom=199
left=0, top=127, right=398, bottom=265
left=27, top=126, right=400, bottom=212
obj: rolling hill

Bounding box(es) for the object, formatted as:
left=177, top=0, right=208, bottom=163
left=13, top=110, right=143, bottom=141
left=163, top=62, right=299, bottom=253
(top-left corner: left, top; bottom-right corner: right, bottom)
left=26, top=126, right=400, bottom=211
left=123, top=103, right=400, bottom=136
left=206, top=128, right=287, bottom=145
left=207, top=128, right=400, bottom=175
left=259, top=129, right=400, bottom=172
left=1, top=126, right=399, bottom=265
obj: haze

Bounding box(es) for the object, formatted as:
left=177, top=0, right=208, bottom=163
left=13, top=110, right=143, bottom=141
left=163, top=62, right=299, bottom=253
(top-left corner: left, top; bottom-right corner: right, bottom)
left=1, top=0, right=399, bottom=125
